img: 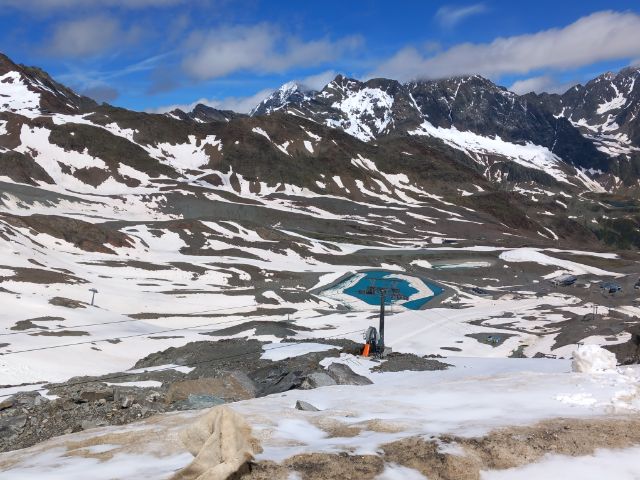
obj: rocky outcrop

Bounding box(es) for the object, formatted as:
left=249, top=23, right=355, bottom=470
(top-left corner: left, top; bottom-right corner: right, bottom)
left=605, top=325, right=640, bottom=364
left=0, top=213, right=134, bottom=254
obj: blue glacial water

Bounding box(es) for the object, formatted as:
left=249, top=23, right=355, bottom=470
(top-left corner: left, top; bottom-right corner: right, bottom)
left=343, top=270, right=443, bottom=310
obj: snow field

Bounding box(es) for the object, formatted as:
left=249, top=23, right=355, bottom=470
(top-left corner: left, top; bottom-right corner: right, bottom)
left=3, top=357, right=639, bottom=478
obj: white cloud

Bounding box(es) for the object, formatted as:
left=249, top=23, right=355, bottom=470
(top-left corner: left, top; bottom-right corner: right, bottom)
left=299, top=70, right=338, bottom=90
left=372, top=10, right=640, bottom=81
left=152, top=69, right=340, bottom=115
left=435, top=3, right=486, bottom=27
left=509, top=75, right=577, bottom=95
left=182, top=24, right=362, bottom=80
left=151, top=88, right=276, bottom=114
left=46, top=15, right=141, bottom=57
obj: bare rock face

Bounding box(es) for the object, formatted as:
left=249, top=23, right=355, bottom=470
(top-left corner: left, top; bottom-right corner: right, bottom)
left=165, top=373, right=258, bottom=406
left=605, top=325, right=640, bottom=364
left=300, top=372, right=337, bottom=390
left=0, top=151, right=54, bottom=186
left=0, top=213, right=134, bottom=254
left=326, top=363, right=373, bottom=386
left=295, top=400, right=320, bottom=412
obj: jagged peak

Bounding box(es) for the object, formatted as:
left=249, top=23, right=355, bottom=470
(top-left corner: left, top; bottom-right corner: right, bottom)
left=324, top=74, right=362, bottom=90
left=277, top=80, right=304, bottom=95
left=596, top=71, right=616, bottom=82
left=250, top=80, right=317, bottom=116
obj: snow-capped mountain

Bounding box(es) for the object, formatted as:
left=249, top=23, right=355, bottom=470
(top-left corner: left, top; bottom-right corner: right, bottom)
left=0, top=50, right=638, bottom=256
left=527, top=68, right=640, bottom=156
left=250, top=75, right=420, bottom=141
left=524, top=68, right=640, bottom=186
left=246, top=70, right=640, bottom=189
left=250, top=81, right=315, bottom=116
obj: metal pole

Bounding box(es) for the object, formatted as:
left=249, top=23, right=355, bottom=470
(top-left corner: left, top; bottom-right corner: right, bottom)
left=379, top=288, right=385, bottom=349
left=89, top=288, right=98, bottom=306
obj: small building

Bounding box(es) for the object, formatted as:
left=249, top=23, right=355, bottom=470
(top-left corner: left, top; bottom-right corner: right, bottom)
left=600, top=282, right=622, bottom=294
left=470, top=287, right=492, bottom=297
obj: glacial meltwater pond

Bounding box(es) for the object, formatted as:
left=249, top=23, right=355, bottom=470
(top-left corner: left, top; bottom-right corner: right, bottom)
left=325, top=270, right=444, bottom=310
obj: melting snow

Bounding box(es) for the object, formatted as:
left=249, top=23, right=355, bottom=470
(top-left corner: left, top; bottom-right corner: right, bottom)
left=409, top=121, right=582, bottom=188
left=303, top=140, right=314, bottom=153
left=252, top=127, right=271, bottom=141
left=0, top=71, right=41, bottom=113
left=482, top=446, right=640, bottom=480
left=499, top=248, right=621, bottom=278
left=596, top=84, right=627, bottom=114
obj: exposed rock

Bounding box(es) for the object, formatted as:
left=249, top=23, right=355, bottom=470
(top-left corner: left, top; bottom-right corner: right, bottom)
left=181, top=394, right=225, bottom=410
left=605, top=325, right=640, bottom=364
left=300, top=372, right=337, bottom=390
left=295, top=400, right=320, bottom=412
left=326, top=363, right=373, bottom=386
left=1, top=267, right=83, bottom=285
left=60, top=384, right=113, bottom=404
left=48, top=297, right=87, bottom=309
left=0, top=213, right=134, bottom=254
left=0, top=415, right=27, bottom=434
left=372, top=353, right=450, bottom=373
left=0, top=150, right=54, bottom=186
left=0, top=338, right=437, bottom=453
left=255, top=369, right=307, bottom=396
left=0, top=398, right=14, bottom=411
left=165, top=374, right=257, bottom=405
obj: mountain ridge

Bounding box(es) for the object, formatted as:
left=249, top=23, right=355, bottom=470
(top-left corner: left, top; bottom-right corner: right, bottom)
left=1, top=51, right=639, bottom=253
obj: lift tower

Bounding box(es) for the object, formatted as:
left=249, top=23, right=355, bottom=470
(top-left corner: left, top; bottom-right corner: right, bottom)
left=361, top=281, right=407, bottom=356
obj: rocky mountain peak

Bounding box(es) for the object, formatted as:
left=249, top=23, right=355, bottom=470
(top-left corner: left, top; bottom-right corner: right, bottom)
left=0, top=52, right=96, bottom=115
left=250, top=81, right=316, bottom=116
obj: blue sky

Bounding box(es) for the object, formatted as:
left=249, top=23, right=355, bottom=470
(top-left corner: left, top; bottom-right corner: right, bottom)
left=1, top=0, right=639, bottom=113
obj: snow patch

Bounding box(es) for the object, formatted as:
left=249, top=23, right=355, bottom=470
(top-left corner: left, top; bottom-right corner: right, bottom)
left=571, top=345, right=617, bottom=373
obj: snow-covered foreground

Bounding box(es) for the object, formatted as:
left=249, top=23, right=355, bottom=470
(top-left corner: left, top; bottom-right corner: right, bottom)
left=1, top=357, right=639, bottom=479
left=482, top=446, right=640, bottom=480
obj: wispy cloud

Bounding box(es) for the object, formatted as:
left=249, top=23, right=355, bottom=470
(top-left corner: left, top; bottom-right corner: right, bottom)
left=54, top=53, right=172, bottom=104
left=45, top=15, right=142, bottom=58
left=181, top=24, right=362, bottom=81
left=435, top=3, right=487, bottom=27
left=298, top=70, right=338, bottom=90
left=509, top=75, right=577, bottom=95
left=56, top=53, right=172, bottom=85
left=372, top=11, right=640, bottom=81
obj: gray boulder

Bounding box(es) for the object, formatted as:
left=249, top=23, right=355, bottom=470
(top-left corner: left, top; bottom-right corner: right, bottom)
left=300, top=371, right=337, bottom=390
left=326, top=363, right=373, bottom=386
left=0, top=398, right=15, bottom=411
left=295, top=400, right=320, bottom=412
